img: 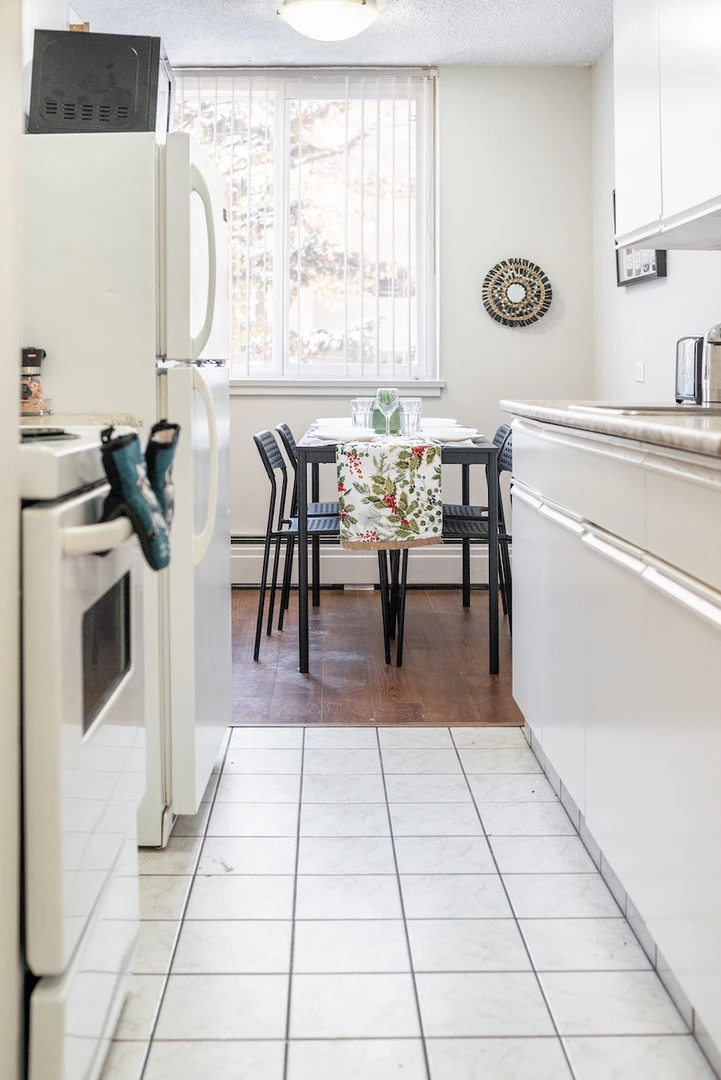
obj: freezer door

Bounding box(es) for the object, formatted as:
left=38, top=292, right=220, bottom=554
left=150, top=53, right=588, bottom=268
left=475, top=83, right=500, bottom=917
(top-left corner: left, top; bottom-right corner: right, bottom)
left=164, top=132, right=230, bottom=362
left=164, top=363, right=231, bottom=815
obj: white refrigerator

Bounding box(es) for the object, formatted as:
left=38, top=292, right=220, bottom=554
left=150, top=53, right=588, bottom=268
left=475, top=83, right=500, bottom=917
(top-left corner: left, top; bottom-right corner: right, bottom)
left=22, top=131, right=233, bottom=846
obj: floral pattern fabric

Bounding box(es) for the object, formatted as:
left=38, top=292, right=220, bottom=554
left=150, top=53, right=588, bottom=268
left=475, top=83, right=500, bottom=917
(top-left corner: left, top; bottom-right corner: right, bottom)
left=336, top=438, right=443, bottom=549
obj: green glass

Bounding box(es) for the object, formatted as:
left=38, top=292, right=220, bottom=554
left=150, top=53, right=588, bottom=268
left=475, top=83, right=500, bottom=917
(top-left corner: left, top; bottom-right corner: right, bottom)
left=375, top=388, right=401, bottom=436
left=372, top=407, right=401, bottom=434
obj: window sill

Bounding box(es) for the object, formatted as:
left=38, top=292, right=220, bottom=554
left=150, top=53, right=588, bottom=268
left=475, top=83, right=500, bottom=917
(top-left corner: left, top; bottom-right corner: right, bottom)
left=230, top=378, right=445, bottom=398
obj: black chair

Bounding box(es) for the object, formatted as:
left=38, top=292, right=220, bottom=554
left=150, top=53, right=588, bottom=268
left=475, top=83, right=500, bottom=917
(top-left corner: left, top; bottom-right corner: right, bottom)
left=444, top=424, right=511, bottom=521
left=276, top=422, right=340, bottom=610
left=378, top=549, right=410, bottom=667
left=442, top=425, right=513, bottom=628
left=253, top=430, right=339, bottom=660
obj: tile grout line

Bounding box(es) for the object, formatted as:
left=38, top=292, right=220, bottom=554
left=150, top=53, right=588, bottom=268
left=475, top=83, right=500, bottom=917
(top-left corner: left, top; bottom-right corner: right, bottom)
left=282, top=727, right=306, bottom=1080
left=375, top=727, right=433, bottom=1080
left=135, top=734, right=233, bottom=1080
left=450, top=732, right=580, bottom=1080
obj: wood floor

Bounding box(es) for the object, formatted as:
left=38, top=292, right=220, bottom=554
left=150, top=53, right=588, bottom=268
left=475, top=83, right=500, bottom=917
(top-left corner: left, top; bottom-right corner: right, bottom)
left=232, top=587, right=523, bottom=728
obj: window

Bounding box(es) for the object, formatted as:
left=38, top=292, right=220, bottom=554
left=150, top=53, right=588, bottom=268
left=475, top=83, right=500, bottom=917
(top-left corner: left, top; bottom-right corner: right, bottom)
left=174, top=69, right=437, bottom=381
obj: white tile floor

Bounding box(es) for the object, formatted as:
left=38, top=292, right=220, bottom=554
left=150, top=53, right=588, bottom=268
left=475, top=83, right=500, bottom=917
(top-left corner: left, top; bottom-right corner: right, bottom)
left=102, top=726, right=716, bottom=1080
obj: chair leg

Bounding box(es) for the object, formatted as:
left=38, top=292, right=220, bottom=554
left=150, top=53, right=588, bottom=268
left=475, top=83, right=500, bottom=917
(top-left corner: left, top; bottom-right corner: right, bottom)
left=462, top=538, right=471, bottom=607
left=389, top=549, right=400, bottom=640
left=278, top=534, right=295, bottom=631
left=254, top=531, right=273, bottom=661
left=502, top=539, right=513, bottom=635
left=266, top=532, right=283, bottom=636
left=498, top=540, right=509, bottom=617
left=312, top=535, right=321, bottom=607
left=396, top=549, right=409, bottom=668
left=377, top=551, right=392, bottom=665
left=284, top=534, right=295, bottom=611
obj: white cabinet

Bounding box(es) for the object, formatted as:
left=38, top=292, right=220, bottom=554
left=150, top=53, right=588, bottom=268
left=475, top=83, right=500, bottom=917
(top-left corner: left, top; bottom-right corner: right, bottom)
left=512, top=486, right=588, bottom=813
left=511, top=416, right=721, bottom=1057
left=614, top=0, right=721, bottom=248
left=509, top=489, right=545, bottom=733
left=613, top=0, right=663, bottom=244
left=585, top=542, right=721, bottom=1055
left=659, top=0, right=721, bottom=223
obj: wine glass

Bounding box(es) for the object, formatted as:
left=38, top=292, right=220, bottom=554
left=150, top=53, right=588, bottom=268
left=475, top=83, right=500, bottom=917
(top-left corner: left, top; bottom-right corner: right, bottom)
left=376, top=387, right=399, bottom=437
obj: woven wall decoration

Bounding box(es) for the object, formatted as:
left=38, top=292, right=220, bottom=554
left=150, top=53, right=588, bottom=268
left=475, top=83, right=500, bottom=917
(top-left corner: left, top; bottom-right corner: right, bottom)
left=482, top=258, right=552, bottom=327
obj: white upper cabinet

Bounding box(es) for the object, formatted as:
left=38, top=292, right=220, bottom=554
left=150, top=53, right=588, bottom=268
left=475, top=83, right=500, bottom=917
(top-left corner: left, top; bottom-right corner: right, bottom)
left=613, top=0, right=662, bottom=244
left=659, top=0, right=721, bottom=221
left=615, top=0, right=721, bottom=248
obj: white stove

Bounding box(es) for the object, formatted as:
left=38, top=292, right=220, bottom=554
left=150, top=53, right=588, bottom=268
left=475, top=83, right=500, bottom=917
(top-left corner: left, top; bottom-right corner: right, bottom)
left=19, top=423, right=133, bottom=500
left=20, top=422, right=145, bottom=1080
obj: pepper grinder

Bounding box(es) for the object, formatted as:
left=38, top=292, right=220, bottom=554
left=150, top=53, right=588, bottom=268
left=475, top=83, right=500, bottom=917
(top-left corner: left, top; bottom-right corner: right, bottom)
left=21, top=347, right=48, bottom=416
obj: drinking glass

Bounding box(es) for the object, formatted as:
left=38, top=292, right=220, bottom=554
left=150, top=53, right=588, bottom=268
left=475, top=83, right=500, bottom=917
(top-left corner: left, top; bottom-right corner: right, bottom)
left=399, top=398, right=422, bottom=436
left=376, top=387, right=400, bottom=437
left=351, top=397, right=375, bottom=428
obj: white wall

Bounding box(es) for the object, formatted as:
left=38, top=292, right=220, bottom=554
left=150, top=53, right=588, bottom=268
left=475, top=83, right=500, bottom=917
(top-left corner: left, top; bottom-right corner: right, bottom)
left=592, top=47, right=721, bottom=400
left=231, top=65, right=595, bottom=579
left=0, top=0, right=22, bottom=1076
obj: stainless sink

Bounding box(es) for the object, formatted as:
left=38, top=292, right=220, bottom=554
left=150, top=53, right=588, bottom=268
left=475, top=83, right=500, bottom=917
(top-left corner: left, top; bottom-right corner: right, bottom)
left=568, top=403, right=721, bottom=418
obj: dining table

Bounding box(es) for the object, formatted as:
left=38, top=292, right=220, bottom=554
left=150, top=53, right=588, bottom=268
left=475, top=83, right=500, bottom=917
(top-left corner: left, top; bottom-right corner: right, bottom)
left=295, top=425, right=501, bottom=677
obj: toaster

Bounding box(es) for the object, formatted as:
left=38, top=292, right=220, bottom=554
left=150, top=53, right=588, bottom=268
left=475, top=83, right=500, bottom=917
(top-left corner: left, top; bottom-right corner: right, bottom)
left=676, top=336, right=704, bottom=404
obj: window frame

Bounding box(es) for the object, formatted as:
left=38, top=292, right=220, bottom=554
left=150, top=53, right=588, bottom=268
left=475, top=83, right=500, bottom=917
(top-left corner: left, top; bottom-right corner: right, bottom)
left=174, top=67, right=439, bottom=385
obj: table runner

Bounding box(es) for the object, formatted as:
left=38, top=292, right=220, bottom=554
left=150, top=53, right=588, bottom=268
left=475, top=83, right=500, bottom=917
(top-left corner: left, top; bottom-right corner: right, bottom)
left=336, top=438, right=443, bottom=550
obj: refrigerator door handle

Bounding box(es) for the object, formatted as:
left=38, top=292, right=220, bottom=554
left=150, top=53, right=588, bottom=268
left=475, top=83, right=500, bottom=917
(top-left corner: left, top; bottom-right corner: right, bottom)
left=192, top=367, right=219, bottom=565
left=190, top=163, right=217, bottom=360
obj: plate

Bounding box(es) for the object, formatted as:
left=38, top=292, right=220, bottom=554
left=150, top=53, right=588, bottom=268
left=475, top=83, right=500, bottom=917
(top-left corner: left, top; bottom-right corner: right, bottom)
left=419, top=417, right=459, bottom=427
left=315, top=427, right=376, bottom=442
left=422, top=426, right=480, bottom=442
left=315, top=417, right=352, bottom=426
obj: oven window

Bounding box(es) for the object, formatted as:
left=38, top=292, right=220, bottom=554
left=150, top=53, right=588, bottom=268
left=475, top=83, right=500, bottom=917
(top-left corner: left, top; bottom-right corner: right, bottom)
left=82, top=573, right=131, bottom=735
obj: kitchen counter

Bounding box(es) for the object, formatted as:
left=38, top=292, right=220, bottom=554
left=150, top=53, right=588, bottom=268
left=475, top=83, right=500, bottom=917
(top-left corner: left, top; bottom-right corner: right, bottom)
left=500, top=398, right=721, bottom=458
left=507, top=409, right=721, bottom=1074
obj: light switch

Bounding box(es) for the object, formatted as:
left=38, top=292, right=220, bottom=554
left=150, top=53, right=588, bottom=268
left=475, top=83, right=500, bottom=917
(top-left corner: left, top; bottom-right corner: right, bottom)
left=635, top=362, right=645, bottom=383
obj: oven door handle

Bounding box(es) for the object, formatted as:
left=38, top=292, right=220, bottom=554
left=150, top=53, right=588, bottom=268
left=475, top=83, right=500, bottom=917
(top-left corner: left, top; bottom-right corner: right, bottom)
left=61, top=517, right=134, bottom=557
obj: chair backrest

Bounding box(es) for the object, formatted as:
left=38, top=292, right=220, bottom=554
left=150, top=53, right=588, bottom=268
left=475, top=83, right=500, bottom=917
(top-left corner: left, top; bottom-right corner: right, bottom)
left=253, top=430, right=288, bottom=532
left=276, top=423, right=298, bottom=472
left=485, top=424, right=511, bottom=485
left=498, top=428, right=513, bottom=474
left=493, top=423, right=511, bottom=450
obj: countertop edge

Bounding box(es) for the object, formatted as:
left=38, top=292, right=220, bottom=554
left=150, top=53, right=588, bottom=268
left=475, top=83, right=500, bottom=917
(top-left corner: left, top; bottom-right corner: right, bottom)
left=499, top=399, right=721, bottom=460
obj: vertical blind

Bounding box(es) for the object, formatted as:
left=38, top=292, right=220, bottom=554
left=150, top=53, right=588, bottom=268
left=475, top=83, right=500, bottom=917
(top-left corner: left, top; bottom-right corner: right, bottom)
left=174, top=69, right=437, bottom=379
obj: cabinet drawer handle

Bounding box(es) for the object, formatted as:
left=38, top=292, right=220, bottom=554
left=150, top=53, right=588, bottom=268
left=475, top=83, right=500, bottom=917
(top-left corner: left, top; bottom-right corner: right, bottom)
left=510, top=483, right=543, bottom=511
left=538, top=502, right=584, bottom=536
left=642, top=566, right=721, bottom=630
left=581, top=530, right=646, bottom=574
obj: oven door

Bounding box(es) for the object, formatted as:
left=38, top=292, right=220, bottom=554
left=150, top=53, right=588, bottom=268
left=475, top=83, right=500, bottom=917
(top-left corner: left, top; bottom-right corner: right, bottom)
left=23, top=483, right=146, bottom=976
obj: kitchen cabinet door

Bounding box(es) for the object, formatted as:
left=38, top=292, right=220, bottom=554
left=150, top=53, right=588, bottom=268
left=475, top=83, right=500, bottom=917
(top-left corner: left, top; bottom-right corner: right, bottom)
left=535, top=501, right=589, bottom=813
left=582, top=530, right=650, bottom=886
left=614, top=0, right=663, bottom=245
left=640, top=568, right=721, bottom=1053
left=510, top=486, right=546, bottom=738
left=512, top=485, right=588, bottom=812
left=659, top=0, right=721, bottom=225
left=585, top=540, right=721, bottom=1053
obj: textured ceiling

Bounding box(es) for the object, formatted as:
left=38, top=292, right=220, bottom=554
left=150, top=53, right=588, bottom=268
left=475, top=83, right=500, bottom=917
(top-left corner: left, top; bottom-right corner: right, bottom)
left=76, top=0, right=613, bottom=68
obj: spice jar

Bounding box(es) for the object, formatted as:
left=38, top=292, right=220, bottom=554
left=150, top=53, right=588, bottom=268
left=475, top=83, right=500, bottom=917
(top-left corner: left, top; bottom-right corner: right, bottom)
left=21, top=347, right=47, bottom=416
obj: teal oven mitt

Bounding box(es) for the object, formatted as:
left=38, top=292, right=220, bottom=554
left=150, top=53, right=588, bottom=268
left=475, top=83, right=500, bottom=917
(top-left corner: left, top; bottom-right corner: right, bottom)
left=101, top=426, right=171, bottom=571
left=145, top=419, right=180, bottom=527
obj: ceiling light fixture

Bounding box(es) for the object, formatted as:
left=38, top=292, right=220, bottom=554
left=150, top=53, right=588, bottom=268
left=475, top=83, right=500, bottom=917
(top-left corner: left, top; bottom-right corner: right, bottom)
left=277, top=0, right=380, bottom=41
